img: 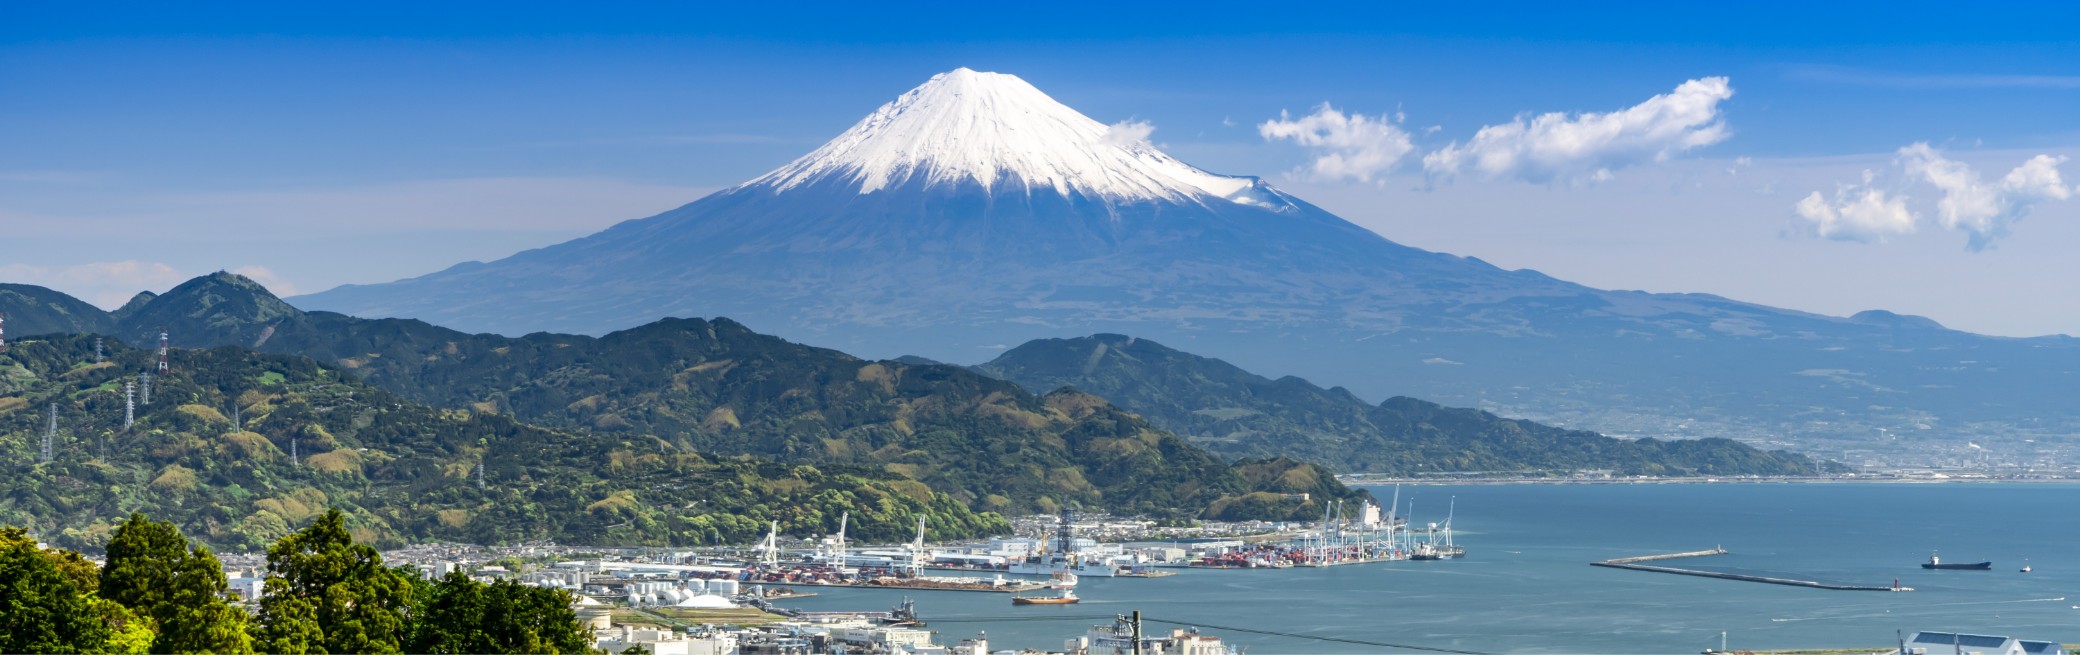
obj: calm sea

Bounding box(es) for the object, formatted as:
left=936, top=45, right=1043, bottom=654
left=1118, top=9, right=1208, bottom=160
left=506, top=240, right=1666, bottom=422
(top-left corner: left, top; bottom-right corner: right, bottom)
left=779, top=483, right=2080, bottom=654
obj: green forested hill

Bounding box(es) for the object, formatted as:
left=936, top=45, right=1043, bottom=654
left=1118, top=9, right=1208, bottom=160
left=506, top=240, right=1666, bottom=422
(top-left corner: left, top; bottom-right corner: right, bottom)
left=976, top=334, right=1831, bottom=476
left=0, top=283, right=117, bottom=337
left=0, top=336, right=1008, bottom=552
left=0, top=274, right=1364, bottom=541
left=261, top=316, right=1355, bottom=519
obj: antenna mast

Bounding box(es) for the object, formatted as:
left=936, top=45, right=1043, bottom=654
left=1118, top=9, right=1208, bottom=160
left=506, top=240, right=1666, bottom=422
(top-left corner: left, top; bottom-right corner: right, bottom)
left=156, top=326, right=169, bottom=373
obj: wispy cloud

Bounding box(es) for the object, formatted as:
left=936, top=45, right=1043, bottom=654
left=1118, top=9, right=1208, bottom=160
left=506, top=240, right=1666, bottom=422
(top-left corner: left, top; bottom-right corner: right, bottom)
left=1424, top=77, right=1735, bottom=185
left=1795, top=144, right=2073, bottom=249
left=0, top=260, right=187, bottom=308
left=0, top=176, right=714, bottom=239
left=1793, top=171, right=1918, bottom=243
left=1898, top=143, right=2072, bottom=250
left=230, top=265, right=300, bottom=297
left=1104, top=119, right=1157, bottom=148
left=1787, top=65, right=2080, bottom=90
left=0, top=170, right=107, bottom=184
left=1258, top=104, right=1416, bottom=183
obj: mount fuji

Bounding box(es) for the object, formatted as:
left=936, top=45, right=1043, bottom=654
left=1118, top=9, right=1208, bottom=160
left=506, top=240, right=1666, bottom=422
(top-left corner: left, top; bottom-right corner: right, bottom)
left=299, top=69, right=2079, bottom=451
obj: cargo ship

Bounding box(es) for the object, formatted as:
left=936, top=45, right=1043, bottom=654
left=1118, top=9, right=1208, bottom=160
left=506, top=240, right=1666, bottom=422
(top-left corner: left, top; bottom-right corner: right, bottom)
left=1921, top=552, right=1992, bottom=570
left=1410, top=499, right=1465, bottom=561
left=1011, top=588, right=1080, bottom=605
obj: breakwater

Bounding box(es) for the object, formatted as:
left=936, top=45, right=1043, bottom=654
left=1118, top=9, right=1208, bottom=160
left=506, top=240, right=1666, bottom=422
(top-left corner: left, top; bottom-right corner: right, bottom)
left=1591, top=548, right=1909, bottom=592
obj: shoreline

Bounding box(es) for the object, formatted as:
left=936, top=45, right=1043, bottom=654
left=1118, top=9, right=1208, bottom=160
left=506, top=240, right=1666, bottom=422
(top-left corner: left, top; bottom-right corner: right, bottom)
left=1336, top=475, right=2080, bottom=487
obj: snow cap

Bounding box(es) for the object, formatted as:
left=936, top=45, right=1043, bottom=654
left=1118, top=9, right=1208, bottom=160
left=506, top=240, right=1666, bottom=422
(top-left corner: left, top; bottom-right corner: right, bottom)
left=744, top=68, right=1270, bottom=205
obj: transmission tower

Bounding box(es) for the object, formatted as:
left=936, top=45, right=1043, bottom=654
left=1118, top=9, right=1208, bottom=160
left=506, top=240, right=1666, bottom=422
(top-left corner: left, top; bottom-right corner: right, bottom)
left=94, top=337, right=104, bottom=363
left=41, top=403, right=56, bottom=464
left=230, top=401, right=242, bottom=431
left=124, top=380, right=136, bottom=430
left=0, top=311, right=7, bottom=353
left=475, top=458, right=486, bottom=490
left=156, top=327, right=169, bottom=373
left=140, top=372, right=152, bottom=405
left=289, top=436, right=298, bottom=466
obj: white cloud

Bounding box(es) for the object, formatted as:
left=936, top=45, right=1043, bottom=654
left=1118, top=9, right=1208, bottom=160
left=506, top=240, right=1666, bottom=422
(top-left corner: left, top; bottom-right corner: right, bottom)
left=1104, top=119, right=1157, bottom=148
left=1794, top=175, right=1919, bottom=243
left=1258, top=104, right=1416, bottom=183
left=0, top=260, right=187, bottom=308
left=1424, top=77, right=1735, bottom=184
left=231, top=265, right=300, bottom=297
left=1897, top=143, right=2071, bottom=250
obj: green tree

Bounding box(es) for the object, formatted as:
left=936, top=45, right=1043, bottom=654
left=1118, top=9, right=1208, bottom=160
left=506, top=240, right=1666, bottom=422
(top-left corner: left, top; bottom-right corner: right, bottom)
left=91, top=597, right=158, bottom=655
left=255, top=510, right=415, bottom=654
left=0, top=527, right=114, bottom=654
left=101, top=513, right=255, bottom=654
left=404, top=571, right=591, bottom=654
left=101, top=513, right=186, bottom=611
left=252, top=596, right=324, bottom=655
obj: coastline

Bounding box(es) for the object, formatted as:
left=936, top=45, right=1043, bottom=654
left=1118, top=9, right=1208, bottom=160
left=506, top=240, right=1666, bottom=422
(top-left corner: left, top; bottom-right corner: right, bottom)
left=1335, top=475, right=2080, bottom=487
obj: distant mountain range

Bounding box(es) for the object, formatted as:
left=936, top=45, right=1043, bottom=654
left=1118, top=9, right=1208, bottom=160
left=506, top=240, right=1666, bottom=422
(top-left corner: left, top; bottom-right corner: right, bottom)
left=975, top=334, right=1827, bottom=476
left=1, top=273, right=1375, bottom=543
left=282, top=68, right=2078, bottom=455
left=4, top=272, right=1825, bottom=487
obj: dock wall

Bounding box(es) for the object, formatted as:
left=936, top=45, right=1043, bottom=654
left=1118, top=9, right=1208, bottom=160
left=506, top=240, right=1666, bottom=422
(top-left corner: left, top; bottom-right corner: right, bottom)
left=1591, top=549, right=1903, bottom=592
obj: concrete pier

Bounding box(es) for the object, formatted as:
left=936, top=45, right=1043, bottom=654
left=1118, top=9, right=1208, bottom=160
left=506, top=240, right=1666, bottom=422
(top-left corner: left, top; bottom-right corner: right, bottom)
left=1591, top=548, right=1909, bottom=592
left=1598, top=548, right=1728, bottom=565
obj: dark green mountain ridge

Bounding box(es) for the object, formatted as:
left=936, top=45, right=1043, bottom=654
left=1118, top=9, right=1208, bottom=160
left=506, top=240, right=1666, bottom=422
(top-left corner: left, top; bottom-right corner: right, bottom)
left=976, top=334, right=1829, bottom=476
left=0, top=335, right=1008, bottom=552
left=3, top=274, right=1363, bottom=540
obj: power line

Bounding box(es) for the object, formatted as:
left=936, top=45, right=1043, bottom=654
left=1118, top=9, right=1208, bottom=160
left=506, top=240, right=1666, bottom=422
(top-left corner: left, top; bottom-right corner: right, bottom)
left=918, top=612, right=1491, bottom=654
left=921, top=615, right=1114, bottom=623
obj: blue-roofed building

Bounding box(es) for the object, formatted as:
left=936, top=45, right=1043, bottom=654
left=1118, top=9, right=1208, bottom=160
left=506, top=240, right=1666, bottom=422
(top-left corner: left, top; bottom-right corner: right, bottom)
left=1896, top=632, right=2068, bottom=655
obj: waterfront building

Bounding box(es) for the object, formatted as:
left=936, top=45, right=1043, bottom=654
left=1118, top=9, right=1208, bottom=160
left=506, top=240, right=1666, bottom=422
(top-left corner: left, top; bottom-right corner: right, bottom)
left=593, top=626, right=736, bottom=655
left=1896, top=632, right=2067, bottom=655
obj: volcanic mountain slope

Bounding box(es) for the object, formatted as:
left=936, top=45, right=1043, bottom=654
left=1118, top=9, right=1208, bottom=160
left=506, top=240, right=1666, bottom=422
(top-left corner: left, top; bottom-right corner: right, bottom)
left=294, top=68, right=2080, bottom=451
left=976, top=334, right=1827, bottom=476
left=0, top=273, right=1362, bottom=521
left=0, top=335, right=1010, bottom=552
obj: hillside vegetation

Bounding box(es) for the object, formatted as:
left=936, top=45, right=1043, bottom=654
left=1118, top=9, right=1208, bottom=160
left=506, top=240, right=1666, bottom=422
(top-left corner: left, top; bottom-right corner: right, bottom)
left=1, top=275, right=1364, bottom=551
left=0, top=336, right=1007, bottom=552
left=976, top=334, right=1832, bottom=476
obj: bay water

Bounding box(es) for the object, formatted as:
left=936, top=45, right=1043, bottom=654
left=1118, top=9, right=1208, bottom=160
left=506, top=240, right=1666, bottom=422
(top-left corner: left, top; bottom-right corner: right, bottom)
left=779, top=483, right=2080, bottom=653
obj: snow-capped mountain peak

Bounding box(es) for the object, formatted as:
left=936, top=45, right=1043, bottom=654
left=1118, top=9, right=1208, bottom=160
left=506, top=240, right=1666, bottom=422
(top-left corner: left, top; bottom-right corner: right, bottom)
left=744, top=68, right=1276, bottom=205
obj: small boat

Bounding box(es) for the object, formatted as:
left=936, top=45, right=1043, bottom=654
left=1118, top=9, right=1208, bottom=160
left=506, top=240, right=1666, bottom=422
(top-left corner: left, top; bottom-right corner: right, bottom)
left=1921, top=552, right=1992, bottom=570
left=2021, top=563, right=2033, bottom=573
left=1012, top=588, right=1078, bottom=605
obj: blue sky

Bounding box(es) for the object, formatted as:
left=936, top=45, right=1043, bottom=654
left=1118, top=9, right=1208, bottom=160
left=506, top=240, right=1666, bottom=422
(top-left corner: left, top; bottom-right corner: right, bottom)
left=4, top=2, right=2079, bottom=335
